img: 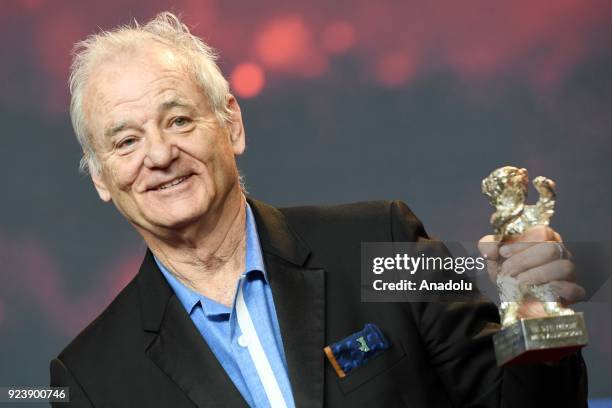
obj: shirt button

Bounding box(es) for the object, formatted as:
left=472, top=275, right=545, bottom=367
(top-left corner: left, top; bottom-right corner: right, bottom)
left=238, top=335, right=248, bottom=347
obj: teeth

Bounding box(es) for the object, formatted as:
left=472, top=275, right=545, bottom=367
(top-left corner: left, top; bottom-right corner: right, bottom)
left=157, top=176, right=187, bottom=190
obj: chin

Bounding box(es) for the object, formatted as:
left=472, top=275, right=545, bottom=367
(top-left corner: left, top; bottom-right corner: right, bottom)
left=148, top=203, right=208, bottom=229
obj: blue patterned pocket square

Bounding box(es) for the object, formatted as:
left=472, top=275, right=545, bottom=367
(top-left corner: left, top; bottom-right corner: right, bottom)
left=323, top=323, right=390, bottom=378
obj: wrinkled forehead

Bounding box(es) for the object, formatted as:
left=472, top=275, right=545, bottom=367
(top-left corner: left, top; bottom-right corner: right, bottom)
left=82, top=43, right=202, bottom=135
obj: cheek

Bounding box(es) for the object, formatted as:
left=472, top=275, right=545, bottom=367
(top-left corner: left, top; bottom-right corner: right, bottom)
left=177, top=130, right=237, bottom=179
left=107, top=156, right=142, bottom=191
left=177, top=135, right=217, bottom=166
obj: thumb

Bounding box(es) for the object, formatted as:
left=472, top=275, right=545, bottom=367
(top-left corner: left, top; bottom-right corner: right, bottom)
left=479, top=235, right=501, bottom=282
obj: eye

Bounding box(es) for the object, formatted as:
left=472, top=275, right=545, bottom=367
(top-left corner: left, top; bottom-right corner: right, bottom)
left=117, top=137, right=137, bottom=150
left=171, top=116, right=192, bottom=128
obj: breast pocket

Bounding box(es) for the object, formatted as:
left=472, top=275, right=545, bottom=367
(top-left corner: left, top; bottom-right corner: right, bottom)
left=337, top=342, right=407, bottom=395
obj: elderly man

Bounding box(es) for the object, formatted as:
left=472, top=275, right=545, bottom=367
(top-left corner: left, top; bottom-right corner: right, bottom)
left=51, top=12, right=587, bottom=408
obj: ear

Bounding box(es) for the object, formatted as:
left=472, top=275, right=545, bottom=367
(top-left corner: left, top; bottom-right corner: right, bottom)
left=226, top=95, right=246, bottom=156
left=91, top=168, right=112, bottom=202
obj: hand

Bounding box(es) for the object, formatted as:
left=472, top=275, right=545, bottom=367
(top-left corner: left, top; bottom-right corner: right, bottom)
left=478, top=226, right=585, bottom=308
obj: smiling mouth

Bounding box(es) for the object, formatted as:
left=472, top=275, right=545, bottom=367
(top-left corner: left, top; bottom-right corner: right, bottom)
left=153, top=175, right=191, bottom=191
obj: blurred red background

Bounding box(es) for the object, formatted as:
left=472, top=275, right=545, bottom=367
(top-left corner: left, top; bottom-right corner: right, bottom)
left=1, top=0, right=611, bottom=401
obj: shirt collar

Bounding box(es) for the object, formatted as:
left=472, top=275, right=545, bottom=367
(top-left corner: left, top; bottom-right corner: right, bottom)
left=155, top=202, right=267, bottom=316
left=245, top=202, right=267, bottom=280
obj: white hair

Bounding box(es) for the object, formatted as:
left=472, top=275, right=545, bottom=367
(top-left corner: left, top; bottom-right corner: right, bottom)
left=69, top=12, right=232, bottom=175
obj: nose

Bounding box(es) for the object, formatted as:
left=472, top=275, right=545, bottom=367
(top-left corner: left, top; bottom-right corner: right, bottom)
left=143, top=129, right=179, bottom=169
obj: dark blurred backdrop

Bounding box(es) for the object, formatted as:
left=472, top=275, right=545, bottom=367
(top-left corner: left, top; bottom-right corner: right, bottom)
left=1, top=0, right=611, bottom=404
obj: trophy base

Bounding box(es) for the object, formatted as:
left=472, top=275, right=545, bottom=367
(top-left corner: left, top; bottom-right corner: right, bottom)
left=493, top=313, right=588, bottom=366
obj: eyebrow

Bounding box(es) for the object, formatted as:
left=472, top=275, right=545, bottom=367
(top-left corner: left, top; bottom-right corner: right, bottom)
left=159, top=98, right=193, bottom=112
left=103, top=98, right=197, bottom=138
left=104, top=122, right=131, bottom=138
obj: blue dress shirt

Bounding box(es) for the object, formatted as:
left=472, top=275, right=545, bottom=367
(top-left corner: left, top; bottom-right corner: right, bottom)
left=155, top=204, right=295, bottom=408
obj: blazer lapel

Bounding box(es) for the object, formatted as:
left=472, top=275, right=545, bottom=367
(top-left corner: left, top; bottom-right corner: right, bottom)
left=249, top=198, right=326, bottom=408
left=137, top=250, right=248, bottom=408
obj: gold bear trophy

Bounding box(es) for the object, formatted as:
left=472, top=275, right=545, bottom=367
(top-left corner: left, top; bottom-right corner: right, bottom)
left=482, top=166, right=588, bottom=366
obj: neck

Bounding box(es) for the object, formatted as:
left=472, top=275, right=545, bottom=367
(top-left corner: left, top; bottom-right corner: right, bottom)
left=141, top=189, right=248, bottom=306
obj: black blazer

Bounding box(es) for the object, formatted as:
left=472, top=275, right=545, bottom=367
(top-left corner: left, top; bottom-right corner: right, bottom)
left=51, top=198, right=587, bottom=407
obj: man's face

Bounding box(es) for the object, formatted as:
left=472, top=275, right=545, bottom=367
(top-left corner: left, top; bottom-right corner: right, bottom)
left=84, top=43, right=245, bottom=234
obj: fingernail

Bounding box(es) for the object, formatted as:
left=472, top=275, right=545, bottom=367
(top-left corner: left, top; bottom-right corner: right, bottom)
left=499, top=246, right=510, bottom=257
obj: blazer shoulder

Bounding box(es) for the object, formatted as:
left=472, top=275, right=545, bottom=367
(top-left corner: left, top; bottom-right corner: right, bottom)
left=278, top=199, right=428, bottom=243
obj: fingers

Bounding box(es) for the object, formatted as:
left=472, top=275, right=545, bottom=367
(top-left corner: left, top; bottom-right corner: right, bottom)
left=549, top=281, right=586, bottom=305
left=498, top=226, right=562, bottom=257
left=478, top=235, right=499, bottom=260
left=515, top=259, right=576, bottom=285
left=478, top=235, right=500, bottom=281
left=501, top=241, right=566, bottom=277
left=499, top=242, right=536, bottom=258
left=478, top=228, right=572, bottom=290
left=513, top=225, right=559, bottom=243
